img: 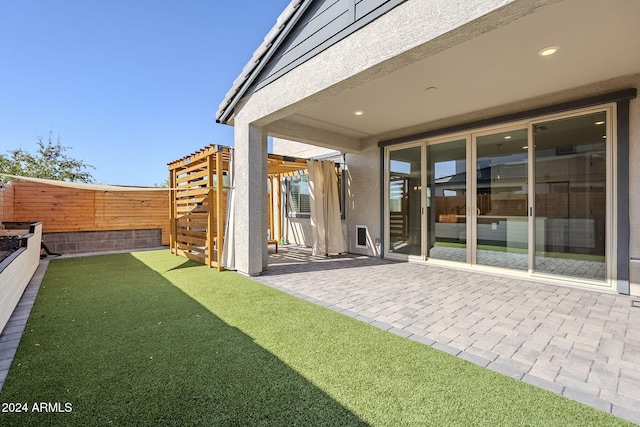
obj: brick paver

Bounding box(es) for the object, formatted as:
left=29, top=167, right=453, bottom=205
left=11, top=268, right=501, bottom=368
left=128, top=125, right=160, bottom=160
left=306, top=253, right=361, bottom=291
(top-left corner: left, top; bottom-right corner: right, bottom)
left=257, top=246, right=640, bottom=425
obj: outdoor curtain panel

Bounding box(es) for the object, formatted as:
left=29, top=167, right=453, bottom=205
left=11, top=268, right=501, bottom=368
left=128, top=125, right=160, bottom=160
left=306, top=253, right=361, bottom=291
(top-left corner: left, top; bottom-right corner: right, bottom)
left=307, top=159, right=346, bottom=256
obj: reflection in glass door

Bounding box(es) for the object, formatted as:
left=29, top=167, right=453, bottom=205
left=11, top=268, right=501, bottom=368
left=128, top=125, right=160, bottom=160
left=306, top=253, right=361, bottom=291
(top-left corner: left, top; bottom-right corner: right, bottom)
left=426, top=139, right=467, bottom=262
left=534, top=112, right=607, bottom=280
left=384, top=107, right=612, bottom=284
left=475, top=129, right=529, bottom=270
left=388, top=146, right=422, bottom=256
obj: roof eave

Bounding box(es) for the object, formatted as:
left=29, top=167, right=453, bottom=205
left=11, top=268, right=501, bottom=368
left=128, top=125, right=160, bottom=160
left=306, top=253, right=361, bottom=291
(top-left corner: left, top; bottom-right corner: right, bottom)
left=215, top=0, right=309, bottom=125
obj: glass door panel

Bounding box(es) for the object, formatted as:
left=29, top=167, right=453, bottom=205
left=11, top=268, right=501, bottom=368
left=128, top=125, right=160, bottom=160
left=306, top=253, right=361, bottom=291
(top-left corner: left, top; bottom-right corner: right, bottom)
left=533, top=112, right=607, bottom=280
left=388, top=146, right=422, bottom=256
left=475, top=129, right=529, bottom=270
left=426, top=139, right=467, bottom=262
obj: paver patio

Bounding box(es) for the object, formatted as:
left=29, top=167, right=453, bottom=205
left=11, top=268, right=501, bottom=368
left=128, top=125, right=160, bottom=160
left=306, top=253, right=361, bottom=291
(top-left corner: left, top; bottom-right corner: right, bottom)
left=257, top=246, right=640, bottom=424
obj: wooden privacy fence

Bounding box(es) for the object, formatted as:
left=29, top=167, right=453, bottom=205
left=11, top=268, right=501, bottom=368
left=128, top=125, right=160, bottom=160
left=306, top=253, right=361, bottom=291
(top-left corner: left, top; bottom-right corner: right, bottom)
left=0, top=180, right=170, bottom=245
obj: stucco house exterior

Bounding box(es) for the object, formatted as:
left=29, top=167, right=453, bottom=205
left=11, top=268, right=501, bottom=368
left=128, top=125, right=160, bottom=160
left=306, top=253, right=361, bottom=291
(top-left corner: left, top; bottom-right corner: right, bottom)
left=216, top=0, right=640, bottom=296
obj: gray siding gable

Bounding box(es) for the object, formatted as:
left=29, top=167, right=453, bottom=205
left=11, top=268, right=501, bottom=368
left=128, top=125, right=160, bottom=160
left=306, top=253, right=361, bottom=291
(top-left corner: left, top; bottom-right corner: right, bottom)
left=254, top=0, right=407, bottom=91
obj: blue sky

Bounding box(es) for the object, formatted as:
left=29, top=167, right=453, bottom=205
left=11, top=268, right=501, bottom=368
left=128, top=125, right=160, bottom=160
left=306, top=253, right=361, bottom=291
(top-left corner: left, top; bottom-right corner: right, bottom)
left=0, top=0, right=291, bottom=186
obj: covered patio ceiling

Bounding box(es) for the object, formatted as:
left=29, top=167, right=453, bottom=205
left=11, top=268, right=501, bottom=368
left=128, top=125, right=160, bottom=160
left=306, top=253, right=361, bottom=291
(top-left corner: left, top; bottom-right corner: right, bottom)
left=268, top=0, right=640, bottom=144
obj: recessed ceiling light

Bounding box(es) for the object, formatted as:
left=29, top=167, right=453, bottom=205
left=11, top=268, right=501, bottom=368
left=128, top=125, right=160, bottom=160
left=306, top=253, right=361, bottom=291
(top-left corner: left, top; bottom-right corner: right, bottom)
left=504, top=135, right=512, bottom=140
left=595, top=120, right=605, bottom=125
left=522, top=146, right=528, bottom=149
left=354, top=110, right=364, bottom=116
left=538, top=46, right=559, bottom=56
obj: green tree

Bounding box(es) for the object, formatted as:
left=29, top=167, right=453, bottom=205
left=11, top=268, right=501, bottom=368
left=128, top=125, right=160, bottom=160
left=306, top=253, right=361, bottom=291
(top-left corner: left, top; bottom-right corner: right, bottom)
left=154, top=177, right=170, bottom=188
left=0, top=131, right=95, bottom=183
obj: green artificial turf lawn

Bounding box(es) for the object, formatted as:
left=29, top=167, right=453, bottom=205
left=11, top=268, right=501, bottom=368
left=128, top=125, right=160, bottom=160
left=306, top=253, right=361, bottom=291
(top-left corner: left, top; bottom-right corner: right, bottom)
left=0, top=250, right=631, bottom=426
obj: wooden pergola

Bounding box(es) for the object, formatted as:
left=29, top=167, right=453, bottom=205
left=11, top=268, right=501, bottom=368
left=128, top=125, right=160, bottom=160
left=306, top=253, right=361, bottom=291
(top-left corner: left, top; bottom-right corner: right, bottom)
left=168, top=145, right=307, bottom=270
left=168, top=145, right=230, bottom=270
left=266, top=154, right=310, bottom=249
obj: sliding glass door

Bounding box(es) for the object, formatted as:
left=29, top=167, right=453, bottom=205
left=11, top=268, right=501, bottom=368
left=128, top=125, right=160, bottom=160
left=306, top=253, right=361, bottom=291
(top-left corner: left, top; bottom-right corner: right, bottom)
left=533, top=112, right=607, bottom=280
left=426, top=138, right=468, bottom=262
left=384, top=107, right=612, bottom=285
left=388, top=145, right=422, bottom=256
left=474, top=128, right=529, bottom=270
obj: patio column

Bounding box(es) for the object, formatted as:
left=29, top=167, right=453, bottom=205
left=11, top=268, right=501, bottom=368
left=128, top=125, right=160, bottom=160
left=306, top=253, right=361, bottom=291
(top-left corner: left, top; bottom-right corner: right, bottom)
left=234, top=122, right=268, bottom=276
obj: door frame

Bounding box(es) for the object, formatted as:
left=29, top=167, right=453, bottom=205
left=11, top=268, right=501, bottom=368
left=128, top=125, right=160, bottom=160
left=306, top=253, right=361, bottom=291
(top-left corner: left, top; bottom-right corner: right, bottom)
left=384, top=141, right=426, bottom=261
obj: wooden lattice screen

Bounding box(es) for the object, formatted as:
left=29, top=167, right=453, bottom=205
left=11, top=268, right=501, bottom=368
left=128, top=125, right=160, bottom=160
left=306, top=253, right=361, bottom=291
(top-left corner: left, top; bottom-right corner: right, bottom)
left=168, top=145, right=230, bottom=271
left=168, top=146, right=308, bottom=270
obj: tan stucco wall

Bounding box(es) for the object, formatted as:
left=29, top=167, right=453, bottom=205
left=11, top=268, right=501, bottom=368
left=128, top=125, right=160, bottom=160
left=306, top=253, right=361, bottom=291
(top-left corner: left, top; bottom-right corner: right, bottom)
left=281, top=217, right=312, bottom=247
left=344, top=144, right=382, bottom=256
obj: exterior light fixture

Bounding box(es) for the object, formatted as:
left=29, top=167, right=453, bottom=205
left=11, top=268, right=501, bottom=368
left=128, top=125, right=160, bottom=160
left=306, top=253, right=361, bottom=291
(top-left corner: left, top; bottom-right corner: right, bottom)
left=595, top=120, right=605, bottom=125
left=354, top=110, right=364, bottom=116
left=538, top=46, right=559, bottom=56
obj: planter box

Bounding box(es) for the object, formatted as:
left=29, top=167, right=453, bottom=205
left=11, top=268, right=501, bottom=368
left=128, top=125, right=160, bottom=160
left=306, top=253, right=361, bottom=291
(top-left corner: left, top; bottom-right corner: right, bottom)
left=0, top=222, right=42, bottom=334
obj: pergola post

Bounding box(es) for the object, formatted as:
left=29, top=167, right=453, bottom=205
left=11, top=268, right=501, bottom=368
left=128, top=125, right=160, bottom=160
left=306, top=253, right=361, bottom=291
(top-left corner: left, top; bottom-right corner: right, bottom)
left=169, top=168, right=177, bottom=255
left=206, top=154, right=214, bottom=268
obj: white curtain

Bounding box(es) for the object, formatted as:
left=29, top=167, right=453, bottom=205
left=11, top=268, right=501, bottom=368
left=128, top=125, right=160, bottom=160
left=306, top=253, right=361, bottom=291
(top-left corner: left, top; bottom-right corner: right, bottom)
left=221, top=150, right=235, bottom=269
left=307, top=160, right=345, bottom=256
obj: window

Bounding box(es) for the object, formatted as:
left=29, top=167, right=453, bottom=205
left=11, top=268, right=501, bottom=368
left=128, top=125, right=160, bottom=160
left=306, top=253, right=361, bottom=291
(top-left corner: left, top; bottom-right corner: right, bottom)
left=287, top=174, right=311, bottom=217
left=285, top=160, right=345, bottom=218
